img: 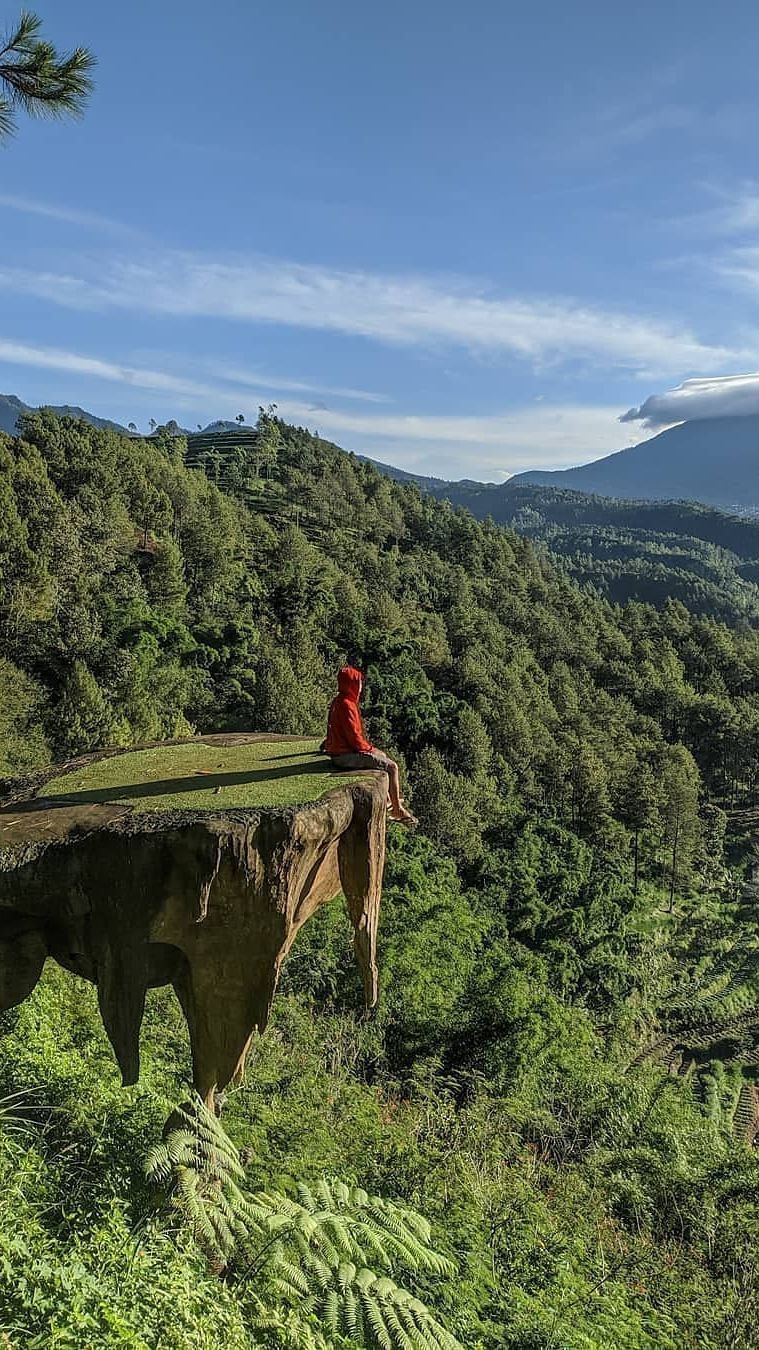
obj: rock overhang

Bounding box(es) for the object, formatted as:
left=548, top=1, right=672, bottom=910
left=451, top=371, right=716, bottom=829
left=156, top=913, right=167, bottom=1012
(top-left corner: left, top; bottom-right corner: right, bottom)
left=0, top=734, right=388, bottom=1107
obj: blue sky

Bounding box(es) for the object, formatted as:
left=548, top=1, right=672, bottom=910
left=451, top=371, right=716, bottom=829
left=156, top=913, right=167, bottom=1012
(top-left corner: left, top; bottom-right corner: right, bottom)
left=3, top=0, right=759, bottom=478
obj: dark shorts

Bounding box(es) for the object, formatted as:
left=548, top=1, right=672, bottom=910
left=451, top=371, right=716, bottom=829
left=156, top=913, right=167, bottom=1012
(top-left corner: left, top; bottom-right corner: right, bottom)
left=330, top=751, right=394, bottom=774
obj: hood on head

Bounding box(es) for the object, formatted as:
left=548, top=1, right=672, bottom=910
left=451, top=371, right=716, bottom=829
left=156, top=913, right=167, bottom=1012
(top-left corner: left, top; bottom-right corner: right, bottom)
left=337, top=665, right=363, bottom=701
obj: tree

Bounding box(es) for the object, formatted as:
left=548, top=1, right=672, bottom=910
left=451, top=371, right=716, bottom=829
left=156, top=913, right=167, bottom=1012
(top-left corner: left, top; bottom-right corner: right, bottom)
left=570, top=744, right=611, bottom=838
left=127, top=422, right=137, bottom=435
left=255, top=404, right=281, bottom=480
left=0, top=655, right=49, bottom=774
left=660, top=744, right=701, bottom=909
left=56, top=659, right=117, bottom=756
left=412, top=746, right=491, bottom=862
left=618, top=761, right=660, bottom=896
left=0, top=11, right=95, bottom=142
left=236, top=412, right=245, bottom=425
left=148, top=417, right=157, bottom=433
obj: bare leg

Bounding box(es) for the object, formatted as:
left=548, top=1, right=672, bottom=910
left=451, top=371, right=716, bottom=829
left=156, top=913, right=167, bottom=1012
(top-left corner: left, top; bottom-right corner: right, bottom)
left=386, top=759, right=403, bottom=816
left=384, top=758, right=417, bottom=825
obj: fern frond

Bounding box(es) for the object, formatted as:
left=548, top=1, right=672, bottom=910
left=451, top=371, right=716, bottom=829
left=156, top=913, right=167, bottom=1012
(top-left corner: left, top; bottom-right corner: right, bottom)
left=146, top=1113, right=462, bottom=1348
left=378, top=1293, right=414, bottom=1350
left=337, top=1260, right=358, bottom=1292
left=271, top=1266, right=312, bottom=1301
left=322, top=1287, right=340, bottom=1335
left=144, top=1141, right=173, bottom=1185
left=145, top=1094, right=253, bottom=1271
left=361, top=1287, right=394, bottom=1350
left=733, top=1082, right=759, bottom=1144
left=249, top=1298, right=332, bottom=1350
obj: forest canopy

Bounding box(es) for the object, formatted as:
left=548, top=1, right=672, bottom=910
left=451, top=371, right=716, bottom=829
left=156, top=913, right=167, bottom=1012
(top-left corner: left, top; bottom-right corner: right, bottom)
left=2, top=409, right=759, bottom=1346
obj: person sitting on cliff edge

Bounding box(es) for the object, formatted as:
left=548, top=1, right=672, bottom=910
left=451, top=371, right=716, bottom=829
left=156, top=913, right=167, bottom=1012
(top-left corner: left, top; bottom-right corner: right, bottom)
left=321, top=666, right=418, bottom=827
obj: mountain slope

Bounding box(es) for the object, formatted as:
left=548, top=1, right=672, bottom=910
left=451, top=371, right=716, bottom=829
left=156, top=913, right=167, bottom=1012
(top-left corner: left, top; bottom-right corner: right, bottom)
left=181, top=414, right=759, bottom=623
left=471, top=483, right=759, bottom=624
left=0, top=393, right=132, bottom=437
left=511, top=414, right=759, bottom=512
left=356, top=453, right=453, bottom=491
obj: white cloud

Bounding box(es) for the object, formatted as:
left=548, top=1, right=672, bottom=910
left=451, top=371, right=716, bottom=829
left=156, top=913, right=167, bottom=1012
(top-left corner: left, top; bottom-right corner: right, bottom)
left=0, top=193, right=141, bottom=239
left=200, top=360, right=388, bottom=405
left=313, top=404, right=632, bottom=477
left=569, top=102, right=697, bottom=161
left=0, top=338, right=227, bottom=402
left=621, top=372, right=759, bottom=428
left=715, top=244, right=759, bottom=294
left=0, top=252, right=743, bottom=376
left=0, top=339, right=382, bottom=413
left=684, top=185, right=759, bottom=297
left=0, top=335, right=629, bottom=477
left=688, top=183, right=759, bottom=237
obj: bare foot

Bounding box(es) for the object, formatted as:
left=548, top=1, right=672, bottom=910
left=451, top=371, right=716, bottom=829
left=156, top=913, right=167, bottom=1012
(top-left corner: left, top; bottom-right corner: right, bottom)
left=390, top=807, right=418, bottom=828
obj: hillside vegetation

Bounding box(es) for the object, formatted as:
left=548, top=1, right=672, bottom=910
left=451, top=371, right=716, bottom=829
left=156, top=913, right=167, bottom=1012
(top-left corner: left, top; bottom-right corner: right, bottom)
left=2, top=410, right=759, bottom=1345
left=396, top=477, right=759, bottom=626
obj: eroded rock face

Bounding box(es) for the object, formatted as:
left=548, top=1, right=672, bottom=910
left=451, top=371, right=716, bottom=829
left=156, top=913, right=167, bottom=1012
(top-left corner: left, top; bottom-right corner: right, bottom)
left=0, top=737, right=387, bottom=1106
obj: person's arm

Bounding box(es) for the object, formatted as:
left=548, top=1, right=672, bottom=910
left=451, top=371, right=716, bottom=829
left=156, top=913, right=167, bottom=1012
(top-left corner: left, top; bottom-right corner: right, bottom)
left=345, top=701, right=373, bottom=753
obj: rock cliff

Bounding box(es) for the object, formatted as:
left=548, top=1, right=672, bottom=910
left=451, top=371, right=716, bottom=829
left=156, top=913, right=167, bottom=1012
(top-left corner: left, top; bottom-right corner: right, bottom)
left=0, top=735, right=387, bottom=1106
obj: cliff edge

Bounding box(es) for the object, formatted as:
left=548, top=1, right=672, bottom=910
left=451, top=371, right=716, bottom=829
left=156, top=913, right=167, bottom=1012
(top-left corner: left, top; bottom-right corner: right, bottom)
left=0, top=734, right=388, bottom=1106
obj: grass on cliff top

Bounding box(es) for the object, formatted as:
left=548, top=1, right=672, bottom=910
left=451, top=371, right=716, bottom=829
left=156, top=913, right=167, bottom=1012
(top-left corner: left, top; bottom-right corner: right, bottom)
left=38, top=739, right=368, bottom=813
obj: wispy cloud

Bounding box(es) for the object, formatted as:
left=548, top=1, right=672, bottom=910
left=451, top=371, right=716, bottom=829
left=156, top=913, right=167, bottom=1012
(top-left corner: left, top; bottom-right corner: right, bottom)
left=685, top=181, right=759, bottom=300
left=714, top=244, right=759, bottom=294
left=543, top=57, right=699, bottom=164
left=0, top=337, right=393, bottom=417
left=570, top=102, right=698, bottom=160
left=678, top=183, right=759, bottom=239
left=0, top=252, right=744, bottom=377
left=709, top=187, right=759, bottom=235
left=0, top=193, right=142, bottom=239
left=199, top=360, right=388, bottom=405
left=0, top=338, right=228, bottom=402
left=0, top=335, right=631, bottom=476
left=669, top=184, right=759, bottom=318
left=622, top=371, right=759, bottom=428
left=303, top=403, right=633, bottom=476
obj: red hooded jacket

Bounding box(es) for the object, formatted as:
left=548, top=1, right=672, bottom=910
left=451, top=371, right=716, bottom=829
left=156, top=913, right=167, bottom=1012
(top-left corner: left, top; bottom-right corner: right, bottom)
left=322, top=666, right=374, bottom=755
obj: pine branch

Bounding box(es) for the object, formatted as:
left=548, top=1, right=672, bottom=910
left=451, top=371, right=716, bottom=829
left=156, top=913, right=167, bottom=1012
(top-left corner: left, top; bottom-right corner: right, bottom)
left=0, top=10, right=95, bottom=141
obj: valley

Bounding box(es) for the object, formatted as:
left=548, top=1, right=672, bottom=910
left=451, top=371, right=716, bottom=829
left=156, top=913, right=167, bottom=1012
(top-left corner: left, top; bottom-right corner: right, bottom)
left=2, top=406, right=759, bottom=1345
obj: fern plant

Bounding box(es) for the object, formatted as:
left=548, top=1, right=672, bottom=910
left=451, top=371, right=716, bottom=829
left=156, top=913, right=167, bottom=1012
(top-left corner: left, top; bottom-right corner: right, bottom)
left=241, top=1179, right=460, bottom=1349
left=145, top=1095, right=255, bottom=1272
left=145, top=1096, right=463, bottom=1349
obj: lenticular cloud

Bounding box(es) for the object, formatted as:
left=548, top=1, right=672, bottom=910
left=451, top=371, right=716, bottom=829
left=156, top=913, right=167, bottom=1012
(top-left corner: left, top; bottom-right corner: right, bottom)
left=622, top=373, right=759, bottom=429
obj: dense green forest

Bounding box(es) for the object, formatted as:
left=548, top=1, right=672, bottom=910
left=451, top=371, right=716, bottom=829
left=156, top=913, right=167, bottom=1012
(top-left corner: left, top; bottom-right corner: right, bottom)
left=2, top=409, right=759, bottom=1346
left=499, top=486, right=759, bottom=625
left=387, top=476, right=759, bottom=627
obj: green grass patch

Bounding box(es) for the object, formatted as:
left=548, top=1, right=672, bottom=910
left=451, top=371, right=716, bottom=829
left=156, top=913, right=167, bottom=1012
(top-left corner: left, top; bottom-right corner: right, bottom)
left=38, top=738, right=368, bottom=813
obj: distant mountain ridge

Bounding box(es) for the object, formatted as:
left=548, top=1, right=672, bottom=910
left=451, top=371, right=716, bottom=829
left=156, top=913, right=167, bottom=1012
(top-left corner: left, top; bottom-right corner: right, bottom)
left=361, top=416, right=759, bottom=517
left=510, top=414, right=759, bottom=514
left=5, top=390, right=759, bottom=516
left=355, top=454, right=453, bottom=492
left=8, top=388, right=759, bottom=623
left=0, top=393, right=134, bottom=438
left=0, top=398, right=231, bottom=441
